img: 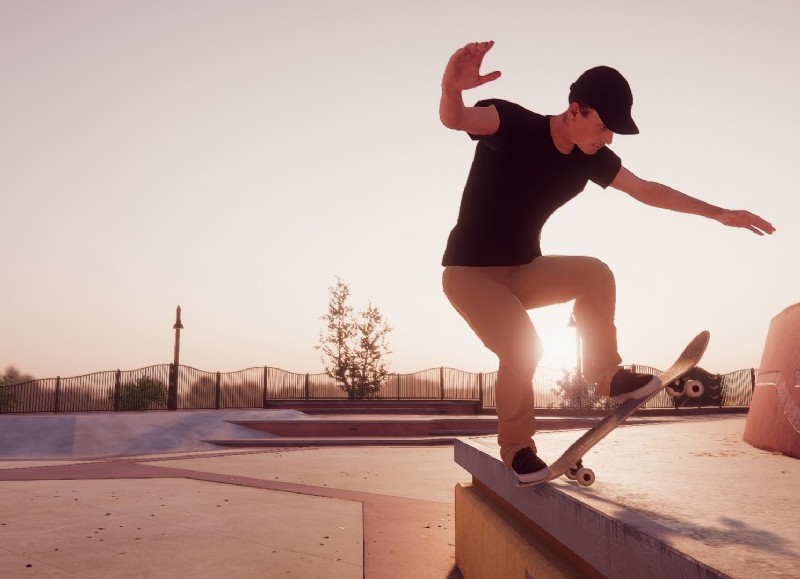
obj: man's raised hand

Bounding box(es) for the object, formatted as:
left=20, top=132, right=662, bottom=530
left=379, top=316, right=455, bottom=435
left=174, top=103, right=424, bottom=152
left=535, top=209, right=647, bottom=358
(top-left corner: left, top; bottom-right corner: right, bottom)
left=442, top=41, right=501, bottom=94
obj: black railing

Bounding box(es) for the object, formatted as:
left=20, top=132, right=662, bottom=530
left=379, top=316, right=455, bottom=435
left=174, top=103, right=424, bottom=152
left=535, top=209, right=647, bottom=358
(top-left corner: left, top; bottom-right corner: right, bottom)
left=0, top=364, right=756, bottom=414
left=720, top=368, right=758, bottom=406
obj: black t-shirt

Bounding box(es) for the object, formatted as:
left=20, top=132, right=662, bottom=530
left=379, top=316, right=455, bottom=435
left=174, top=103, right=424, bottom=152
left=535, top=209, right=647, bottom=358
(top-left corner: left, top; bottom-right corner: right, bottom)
left=442, top=99, right=622, bottom=266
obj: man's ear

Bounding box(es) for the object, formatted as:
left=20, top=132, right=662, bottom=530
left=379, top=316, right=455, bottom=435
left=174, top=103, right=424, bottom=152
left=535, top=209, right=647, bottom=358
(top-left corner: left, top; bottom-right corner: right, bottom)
left=567, top=101, right=582, bottom=120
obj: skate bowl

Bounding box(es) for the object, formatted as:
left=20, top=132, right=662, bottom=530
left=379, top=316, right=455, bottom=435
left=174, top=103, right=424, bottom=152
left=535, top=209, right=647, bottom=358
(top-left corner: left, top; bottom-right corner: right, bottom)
left=743, top=302, right=800, bottom=458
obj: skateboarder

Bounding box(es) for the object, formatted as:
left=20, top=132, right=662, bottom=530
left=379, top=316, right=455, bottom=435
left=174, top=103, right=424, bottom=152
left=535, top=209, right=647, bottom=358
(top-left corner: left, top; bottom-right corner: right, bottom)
left=439, top=41, right=775, bottom=483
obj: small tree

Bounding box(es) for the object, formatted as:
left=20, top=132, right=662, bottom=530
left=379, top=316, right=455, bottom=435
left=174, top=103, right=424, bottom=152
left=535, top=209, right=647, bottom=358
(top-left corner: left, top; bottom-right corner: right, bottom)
left=317, top=277, right=392, bottom=400
left=318, top=277, right=357, bottom=390
left=114, top=376, right=168, bottom=411
left=3, top=366, right=35, bottom=385
left=0, top=367, right=33, bottom=413
left=551, top=368, right=604, bottom=409
left=0, top=375, right=19, bottom=413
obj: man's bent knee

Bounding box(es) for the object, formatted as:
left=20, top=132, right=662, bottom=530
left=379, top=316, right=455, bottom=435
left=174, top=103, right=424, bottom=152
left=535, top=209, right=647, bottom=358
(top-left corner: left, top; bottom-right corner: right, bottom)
left=586, top=257, right=615, bottom=286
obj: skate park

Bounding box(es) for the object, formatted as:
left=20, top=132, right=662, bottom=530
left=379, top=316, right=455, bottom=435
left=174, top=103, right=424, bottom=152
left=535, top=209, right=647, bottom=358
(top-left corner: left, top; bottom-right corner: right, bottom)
left=4, top=1, right=799, bottom=576
left=1, top=305, right=799, bottom=578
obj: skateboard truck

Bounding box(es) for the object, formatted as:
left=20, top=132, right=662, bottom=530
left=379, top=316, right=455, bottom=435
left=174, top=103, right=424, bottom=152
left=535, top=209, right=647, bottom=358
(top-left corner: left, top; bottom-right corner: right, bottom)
left=564, top=458, right=595, bottom=487
left=665, top=378, right=704, bottom=398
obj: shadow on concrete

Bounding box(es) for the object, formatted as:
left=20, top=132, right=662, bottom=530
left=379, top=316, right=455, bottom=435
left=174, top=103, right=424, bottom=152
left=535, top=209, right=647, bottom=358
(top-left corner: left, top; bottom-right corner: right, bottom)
left=577, top=485, right=799, bottom=563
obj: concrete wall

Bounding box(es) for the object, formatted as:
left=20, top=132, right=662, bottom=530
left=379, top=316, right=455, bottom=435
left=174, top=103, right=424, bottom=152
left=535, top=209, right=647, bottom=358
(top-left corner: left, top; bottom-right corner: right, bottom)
left=455, top=483, right=601, bottom=579
left=743, top=303, right=800, bottom=458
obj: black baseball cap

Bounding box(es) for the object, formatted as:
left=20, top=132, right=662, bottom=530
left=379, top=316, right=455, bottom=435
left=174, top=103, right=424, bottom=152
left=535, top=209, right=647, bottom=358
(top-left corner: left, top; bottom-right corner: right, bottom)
left=569, top=66, right=639, bottom=135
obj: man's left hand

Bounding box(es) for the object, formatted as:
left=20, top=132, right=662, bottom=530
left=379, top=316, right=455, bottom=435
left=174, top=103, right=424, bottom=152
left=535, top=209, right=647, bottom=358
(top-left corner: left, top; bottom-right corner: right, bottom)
left=717, top=209, right=775, bottom=236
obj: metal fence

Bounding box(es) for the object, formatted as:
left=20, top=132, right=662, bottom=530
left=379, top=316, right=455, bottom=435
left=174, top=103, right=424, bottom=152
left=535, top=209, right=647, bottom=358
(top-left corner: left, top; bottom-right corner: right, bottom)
left=720, top=368, right=758, bottom=406
left=0, top=363, right=756, bottom=414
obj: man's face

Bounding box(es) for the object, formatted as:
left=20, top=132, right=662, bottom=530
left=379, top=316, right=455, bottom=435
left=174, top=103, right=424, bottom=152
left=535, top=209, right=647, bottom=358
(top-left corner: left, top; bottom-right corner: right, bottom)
left=569, top=104, right=614, bottom=155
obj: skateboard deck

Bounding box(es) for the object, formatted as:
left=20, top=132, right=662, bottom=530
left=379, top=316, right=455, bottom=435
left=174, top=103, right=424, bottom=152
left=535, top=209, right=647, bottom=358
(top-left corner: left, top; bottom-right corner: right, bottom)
left=519, top=330, right=710, bottom=487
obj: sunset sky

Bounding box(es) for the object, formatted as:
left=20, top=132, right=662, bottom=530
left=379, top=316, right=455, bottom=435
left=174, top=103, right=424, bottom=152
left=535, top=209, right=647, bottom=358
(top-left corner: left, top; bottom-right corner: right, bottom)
left=2, top=0, right=798, bottom=380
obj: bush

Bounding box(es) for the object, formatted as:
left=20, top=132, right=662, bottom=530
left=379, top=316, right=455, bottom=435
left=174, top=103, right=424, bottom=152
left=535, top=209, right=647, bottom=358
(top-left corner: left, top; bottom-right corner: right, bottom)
left=550, top=369, right=606, bottom=409
left=114, top=376, right=168, bottom=411
left=0, top=376, right=19, bottom=412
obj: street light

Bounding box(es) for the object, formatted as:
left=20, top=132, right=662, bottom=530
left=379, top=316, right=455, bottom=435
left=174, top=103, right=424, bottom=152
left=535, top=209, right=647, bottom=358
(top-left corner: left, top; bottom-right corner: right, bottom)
left=567, top=312, right=582, bottom=383
left=169, top=305, right=183, bottom=410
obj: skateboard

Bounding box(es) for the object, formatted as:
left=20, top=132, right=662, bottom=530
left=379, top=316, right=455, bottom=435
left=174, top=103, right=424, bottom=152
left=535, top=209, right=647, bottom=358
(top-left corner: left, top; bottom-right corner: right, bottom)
left=519, top=330, right=710, bottom=488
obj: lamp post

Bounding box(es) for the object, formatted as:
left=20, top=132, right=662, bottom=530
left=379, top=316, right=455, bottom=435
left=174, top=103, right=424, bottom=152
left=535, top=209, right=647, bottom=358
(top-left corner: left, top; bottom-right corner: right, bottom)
left=567, top=313, right=584, bottom=406
left=567, top=313, right=582, bottom=382
left=169, top=305, right=183, bottom=410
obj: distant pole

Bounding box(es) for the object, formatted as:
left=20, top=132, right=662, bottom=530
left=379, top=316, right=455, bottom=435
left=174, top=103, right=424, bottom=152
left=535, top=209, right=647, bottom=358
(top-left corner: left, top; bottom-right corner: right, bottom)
left=567, top=312, right=585, bottom=406
left=567, top=313, right=582, bottom=382
left=169, top=305, right=184, bottom=410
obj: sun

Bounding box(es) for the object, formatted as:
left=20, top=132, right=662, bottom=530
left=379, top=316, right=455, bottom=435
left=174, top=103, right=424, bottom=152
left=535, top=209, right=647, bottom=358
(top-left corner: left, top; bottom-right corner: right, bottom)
left=530, top=304, right=581, bottom=371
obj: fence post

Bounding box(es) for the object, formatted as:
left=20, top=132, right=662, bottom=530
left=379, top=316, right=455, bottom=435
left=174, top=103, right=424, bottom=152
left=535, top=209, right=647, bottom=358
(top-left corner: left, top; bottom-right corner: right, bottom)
left=478, top=372, right=484, bottom=410
left=750, top=368, right=756, bottom=392
left=395, top=373, right=400, bottom=401
left=113, top=371, right=121, bottom=412
left=305, top=374, right=310, bottom=400
left=214, top=372, right=221, bottom=410
left=167, top=363, right=179, bottom=411
left=53, top=377, right=61, bottom=413
left=439, top=367, right=445, bottom=401
left=262, top=366, right=269, bottom=409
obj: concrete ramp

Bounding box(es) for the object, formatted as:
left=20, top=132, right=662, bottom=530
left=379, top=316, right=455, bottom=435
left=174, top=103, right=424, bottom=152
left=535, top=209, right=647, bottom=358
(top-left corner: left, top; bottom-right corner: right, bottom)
left=0, top=410, right=303, bottom=459
left=744, top=302, right=800, bottom=457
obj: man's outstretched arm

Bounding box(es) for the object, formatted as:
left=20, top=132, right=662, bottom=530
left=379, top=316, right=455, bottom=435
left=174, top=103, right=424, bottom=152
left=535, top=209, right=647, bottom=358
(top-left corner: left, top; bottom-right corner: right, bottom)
left=440, top=41, right=501, bottom=135
left=611, top=166, right=775, bottom=236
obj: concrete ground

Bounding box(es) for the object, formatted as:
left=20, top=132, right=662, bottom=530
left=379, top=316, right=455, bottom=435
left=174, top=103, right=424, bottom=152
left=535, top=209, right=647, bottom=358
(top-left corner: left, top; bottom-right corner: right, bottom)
left=467, top=415, right=800, bottom=578
left=0, top=445, right=466, bottom=578
left=1, top=411, right=797, bottom=578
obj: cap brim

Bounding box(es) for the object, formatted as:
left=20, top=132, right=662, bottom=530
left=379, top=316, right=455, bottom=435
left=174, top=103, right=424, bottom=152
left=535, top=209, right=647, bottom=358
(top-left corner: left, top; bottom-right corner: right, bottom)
left=608, top=116, right=639, bottom=135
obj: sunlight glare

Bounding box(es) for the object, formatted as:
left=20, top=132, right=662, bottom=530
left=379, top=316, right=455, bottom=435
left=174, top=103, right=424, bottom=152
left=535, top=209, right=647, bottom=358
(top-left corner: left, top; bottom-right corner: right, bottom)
left=530, top=303, right=580, bottom=372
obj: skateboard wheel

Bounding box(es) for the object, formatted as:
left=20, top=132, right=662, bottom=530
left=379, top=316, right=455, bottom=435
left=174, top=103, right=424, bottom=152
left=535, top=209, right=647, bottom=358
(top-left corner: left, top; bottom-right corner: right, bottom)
left=684, top=379, right=704, bottom=398
left=576, top=468, right=595, bottom=487
left=565, top=467, right=578, bottom=481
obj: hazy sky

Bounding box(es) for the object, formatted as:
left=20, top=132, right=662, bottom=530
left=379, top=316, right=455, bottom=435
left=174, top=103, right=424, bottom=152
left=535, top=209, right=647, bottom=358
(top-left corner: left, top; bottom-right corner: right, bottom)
left=2, top=0, right=798, bottom=380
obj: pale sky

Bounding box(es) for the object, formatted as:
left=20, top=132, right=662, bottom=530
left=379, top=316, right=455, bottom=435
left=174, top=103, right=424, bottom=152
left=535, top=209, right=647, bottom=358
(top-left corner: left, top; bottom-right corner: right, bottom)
left=2, top=0, right=798, bottom=380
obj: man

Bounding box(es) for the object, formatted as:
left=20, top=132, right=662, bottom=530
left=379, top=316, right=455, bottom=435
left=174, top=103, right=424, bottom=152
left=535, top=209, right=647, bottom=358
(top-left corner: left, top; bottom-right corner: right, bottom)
left=439, top=41, right=775, bottom=483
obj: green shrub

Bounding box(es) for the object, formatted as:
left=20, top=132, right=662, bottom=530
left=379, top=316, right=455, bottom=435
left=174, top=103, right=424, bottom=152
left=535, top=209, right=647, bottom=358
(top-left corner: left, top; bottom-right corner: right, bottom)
left=0, top=376, right=19, bottom=412
left=114, top=376, right=168, bottom=411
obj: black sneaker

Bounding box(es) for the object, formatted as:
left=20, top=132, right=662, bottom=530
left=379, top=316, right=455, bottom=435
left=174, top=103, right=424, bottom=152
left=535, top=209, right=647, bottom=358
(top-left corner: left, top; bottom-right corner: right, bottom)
left=511, top=447, right=551, bottom=484
left=609, top=369, right=662, bottom=402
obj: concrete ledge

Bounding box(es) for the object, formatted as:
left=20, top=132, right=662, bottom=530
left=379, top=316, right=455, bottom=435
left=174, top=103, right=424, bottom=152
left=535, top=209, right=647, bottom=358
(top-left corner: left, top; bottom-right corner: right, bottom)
left=265, top=399, right=481, bottom=414
left=204, top=435, right=457, bottom=447
left=454, top=437, right=760, bottom=579
left=231, top=417, right=500, bottom=437
left=227, top=416, right=601, bottom=438
left=456, top=483, right=601, bottom=578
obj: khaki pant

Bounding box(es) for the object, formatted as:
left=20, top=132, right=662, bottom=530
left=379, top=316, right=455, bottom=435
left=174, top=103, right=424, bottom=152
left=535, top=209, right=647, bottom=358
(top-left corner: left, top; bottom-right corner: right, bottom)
left=442, top=256, right=622, bottom=467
